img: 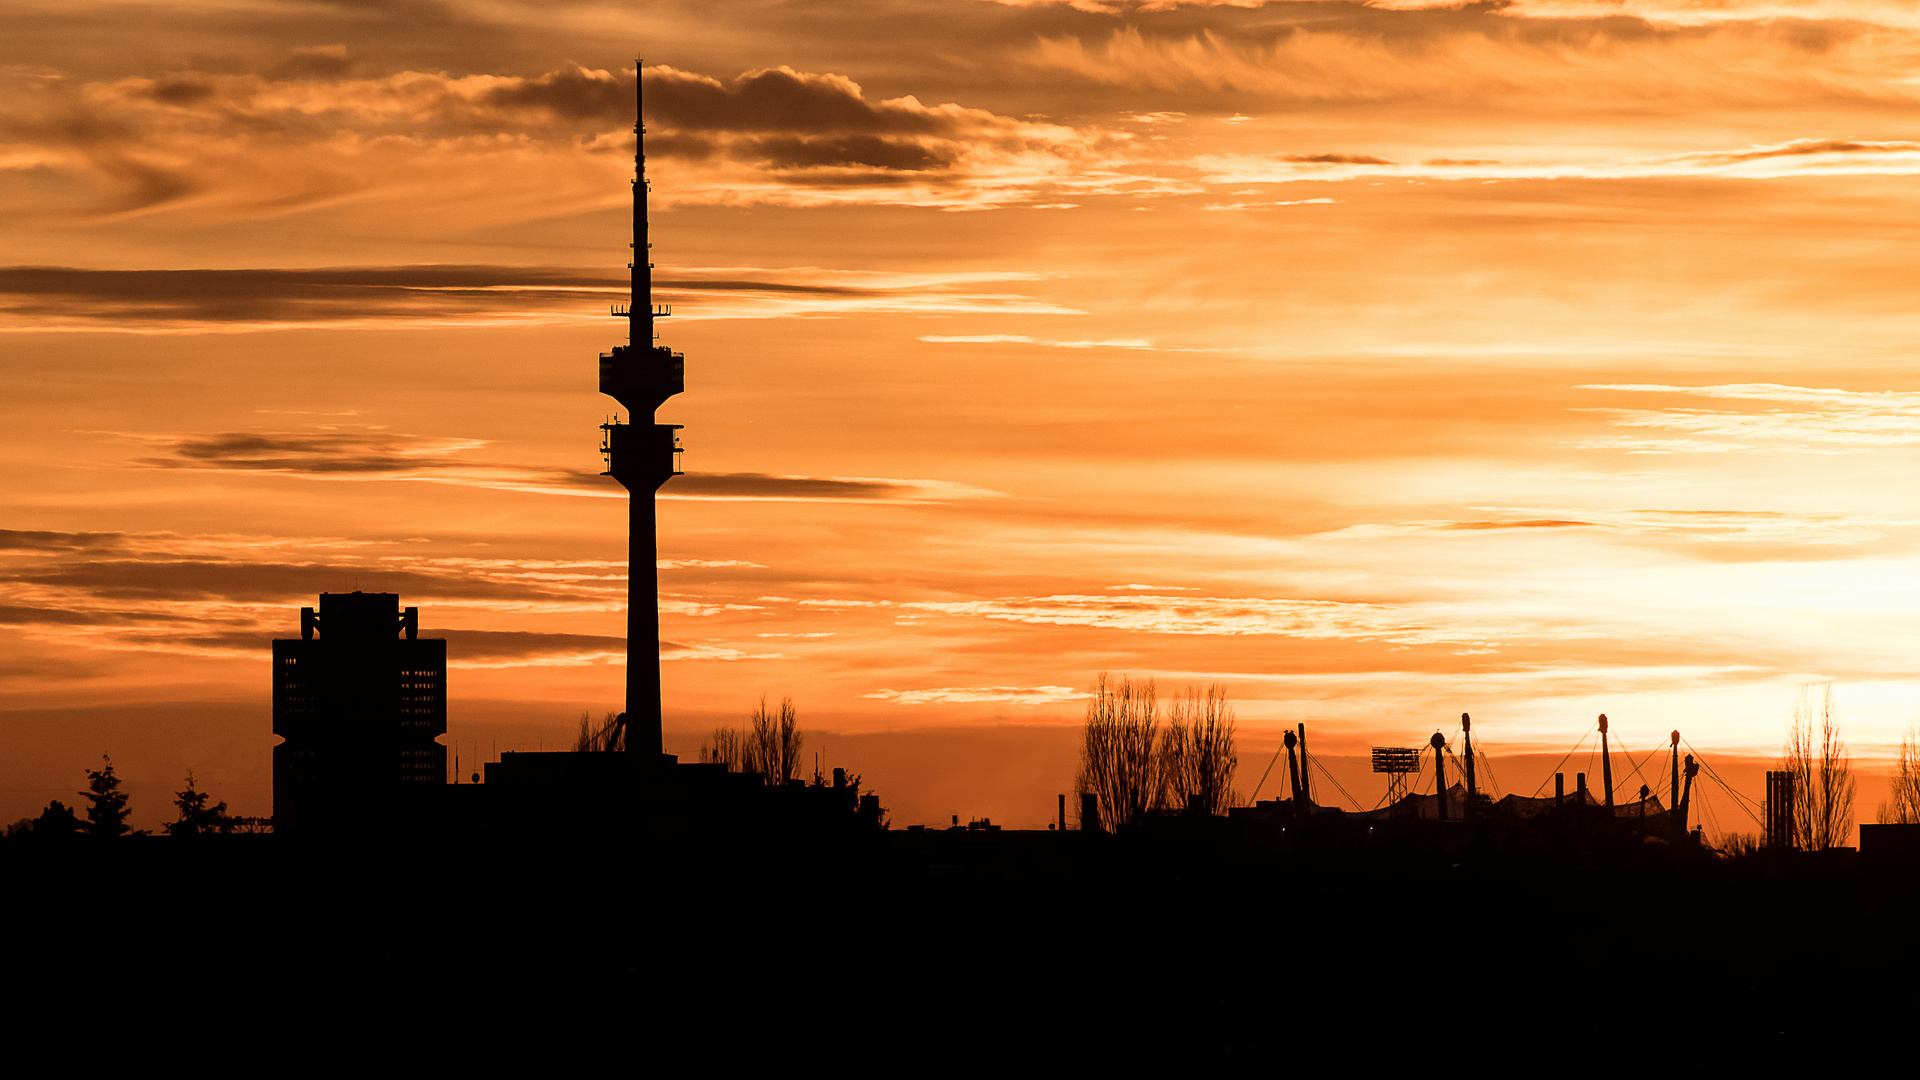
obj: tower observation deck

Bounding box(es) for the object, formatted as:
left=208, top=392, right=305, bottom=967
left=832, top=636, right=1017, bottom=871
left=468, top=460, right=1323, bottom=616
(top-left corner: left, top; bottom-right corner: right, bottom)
left=599, top=60, right=683, bottom=760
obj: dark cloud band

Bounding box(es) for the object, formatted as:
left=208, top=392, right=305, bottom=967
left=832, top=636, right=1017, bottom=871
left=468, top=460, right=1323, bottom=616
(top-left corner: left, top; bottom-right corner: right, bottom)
left=120, top=429, right=942, bottom=502
left=0, top=265, right=889, bottom=325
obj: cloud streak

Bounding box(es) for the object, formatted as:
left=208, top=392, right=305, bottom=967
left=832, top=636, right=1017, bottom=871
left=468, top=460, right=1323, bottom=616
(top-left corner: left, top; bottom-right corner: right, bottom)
left=865, top=685, right=1086, bottom=705
left=920, top=333, right=1162, bottom=349
left=666, top=473, right=1006, bottom=503
left=1198, top=139, right=1920, bottom=187
left=0, top=265, right=1076, bottom=331
left=1321, top=507, right=1905, bottom=547
left=803, top=593, right=1507, bottom=645
left=1024, top=17, right=1920, bottom=105
left=1574, top=383, right=1920, bottom=455
left=111, top=428, right=1004, bottom=503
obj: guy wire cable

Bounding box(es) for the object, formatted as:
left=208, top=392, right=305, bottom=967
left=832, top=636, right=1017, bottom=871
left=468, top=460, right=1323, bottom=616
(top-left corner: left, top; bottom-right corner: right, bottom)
left=1248, top=733, right=1287, bottom=803
left=1531, top=730, right=1593, bottom=798
left=1308, top=751, right=1364, bottom=811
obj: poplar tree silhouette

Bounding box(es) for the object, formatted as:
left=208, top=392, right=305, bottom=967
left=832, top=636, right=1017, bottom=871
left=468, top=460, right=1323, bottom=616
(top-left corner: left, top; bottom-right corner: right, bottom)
left=1876, top=725, right=1920, bottom=825
left=1785, top=685, right=1855, bottom=850
left=81, top=755, right=130, bottom=838
left=698, top=696, right=803, bottom=783
left=700, top=726, right=747, bottom=771
left=748, top=695, right=803, bottom=784
left=1162, top=684, right=1239, bottom=816
left=1076, top=674, right=1161, bottom=831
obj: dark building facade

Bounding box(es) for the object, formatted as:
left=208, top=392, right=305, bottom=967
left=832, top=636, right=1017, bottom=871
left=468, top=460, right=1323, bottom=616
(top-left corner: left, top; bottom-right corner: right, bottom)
left=272, top=592, right=447, bottom=830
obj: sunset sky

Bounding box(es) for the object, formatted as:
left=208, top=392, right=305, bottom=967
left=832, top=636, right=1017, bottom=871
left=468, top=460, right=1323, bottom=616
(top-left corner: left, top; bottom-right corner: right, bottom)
left=7, top=0, right=1920, bottom=832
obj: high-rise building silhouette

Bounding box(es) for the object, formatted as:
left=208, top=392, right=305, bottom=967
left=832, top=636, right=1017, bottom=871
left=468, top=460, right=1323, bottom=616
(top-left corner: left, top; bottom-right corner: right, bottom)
left=598, top=60, right=683, bottom=760
left=272, top=591, right=447, bottom=830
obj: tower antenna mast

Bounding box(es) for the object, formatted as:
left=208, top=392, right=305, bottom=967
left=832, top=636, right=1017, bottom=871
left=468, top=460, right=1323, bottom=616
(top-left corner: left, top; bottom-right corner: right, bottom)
left=632, top=58, right=653, bottom=353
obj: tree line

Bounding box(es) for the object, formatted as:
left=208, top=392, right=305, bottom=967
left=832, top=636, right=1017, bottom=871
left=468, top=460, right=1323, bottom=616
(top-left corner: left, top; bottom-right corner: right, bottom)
left=575, top=695, right=814, bottom=786
left=1076, top=674, right=1238, bottom=831
left=699, top=694, right=808, bottom=784
left=4, top=755, right=247, bottom=838
left=1066, top=675, right=1920, bottom=847
left=1775, top=682, right=1920, bottom=848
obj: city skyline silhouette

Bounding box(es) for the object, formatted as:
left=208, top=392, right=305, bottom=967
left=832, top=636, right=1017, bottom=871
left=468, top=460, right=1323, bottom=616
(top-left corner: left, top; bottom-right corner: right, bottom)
left=9, top=14, right=1920, bottom=1053
left=7, top=4, right=1920, bottom=843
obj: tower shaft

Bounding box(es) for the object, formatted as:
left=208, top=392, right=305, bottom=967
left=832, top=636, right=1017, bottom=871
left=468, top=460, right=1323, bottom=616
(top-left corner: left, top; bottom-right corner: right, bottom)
left=599, top=60, right=683, bottom=759
left=628, top=488, right=661, bottom=751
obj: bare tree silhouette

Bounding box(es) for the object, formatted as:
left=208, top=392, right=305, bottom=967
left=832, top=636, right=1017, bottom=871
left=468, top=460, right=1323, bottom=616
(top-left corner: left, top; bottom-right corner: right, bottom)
left=748, top=695, right=804, bottom=784
left=1878, top=726, right=1920, bottom=825
left=700, top=726, right=747, bottom=771
left=1786, top=700, right=1813, bottom=849
left=1075, top=674, right=1161, bottom=830
left=699, top=696, right=804, bottom=783
left=574, top=710, right=624, bottom=752
left=1785, top=684, right=1855, bottom=850
left=1161, top=684, right=1238, bottom=816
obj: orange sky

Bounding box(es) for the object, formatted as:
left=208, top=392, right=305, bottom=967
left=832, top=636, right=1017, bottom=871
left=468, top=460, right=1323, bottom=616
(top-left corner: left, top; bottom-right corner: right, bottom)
left=5, top=0, right=1920, bottom=833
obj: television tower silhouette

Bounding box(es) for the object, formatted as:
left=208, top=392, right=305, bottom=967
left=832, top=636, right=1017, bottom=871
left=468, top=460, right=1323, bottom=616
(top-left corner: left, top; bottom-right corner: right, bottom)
left=599, top=59, right=683, bottom=760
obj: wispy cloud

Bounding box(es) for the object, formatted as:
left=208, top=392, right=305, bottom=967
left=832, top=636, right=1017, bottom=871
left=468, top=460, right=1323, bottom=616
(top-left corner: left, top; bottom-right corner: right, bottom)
left=661, top=268, right=1083, bottom=320
left=800, top=593, right=1503, bottom=645
left=667, top=473, right=1007, bottom=504
left=865, top=685, right=1086, bottom=705
left=1198, top=139, right=1920, bottom=187
left=1573, top=383, right=1920, bottom=454
left=1202, top=198, right=1336, bottom=211
left=1025, top=18, right=1920, bottom=106
left=658, top=559, right=764, bottom=570
left=660, top=599, right=770, bottom=618
left=662, top=640, right=785, bottom=662
left=1033, top=0, right=1920, bottom=25
left=920, top=333, right=1158, bottom=349
left=1480, top=0, right=1920, bottom=29
left=1319, top=507, right=1904, bottom=546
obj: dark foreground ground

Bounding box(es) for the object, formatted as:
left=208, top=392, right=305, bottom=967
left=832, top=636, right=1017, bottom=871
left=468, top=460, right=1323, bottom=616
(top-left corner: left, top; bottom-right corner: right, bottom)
left=6, top=821, right=1916, bottom=1063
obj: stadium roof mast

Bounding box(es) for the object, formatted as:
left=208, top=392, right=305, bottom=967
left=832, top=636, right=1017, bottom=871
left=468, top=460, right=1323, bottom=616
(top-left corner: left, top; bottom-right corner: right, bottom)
left=599, top=58, right=684, bottom=761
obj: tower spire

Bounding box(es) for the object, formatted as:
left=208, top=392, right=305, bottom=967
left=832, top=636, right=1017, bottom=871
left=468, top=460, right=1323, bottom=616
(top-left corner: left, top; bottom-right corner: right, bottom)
left=599, top=57, right=685, bottom=762
left=632, top=56, right=652, bottom=352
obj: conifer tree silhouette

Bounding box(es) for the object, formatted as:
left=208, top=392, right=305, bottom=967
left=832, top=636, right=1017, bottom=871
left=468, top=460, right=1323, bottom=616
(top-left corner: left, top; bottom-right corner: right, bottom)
left=167, top=771, right=229, bottom=837
left=81, top=755, right=130, bottom=838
